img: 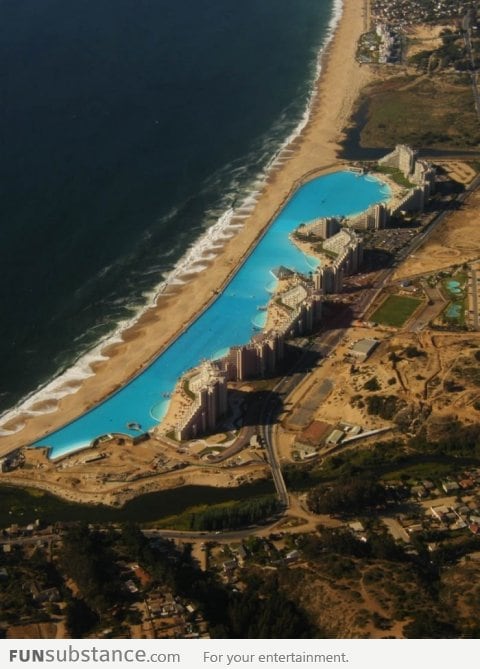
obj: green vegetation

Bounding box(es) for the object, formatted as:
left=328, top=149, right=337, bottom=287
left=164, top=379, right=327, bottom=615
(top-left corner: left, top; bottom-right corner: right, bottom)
left=404, top=345, right=426, bottom=358
left=375, top=165, right=414, bottom=188
left=183, top=379, right=195, bottom=400
left=60, top=525, right=124, bottom=616
left=55, top=524, right=317, bottom=638
left=366, top=394, right=399, bottom=420
left=364, top=376, right=381, bottom=392
left=453, top=352, right=480, bottom=387
left=307, top=478, right=387, bottom=515
left=159, top=495, right=280, bottom=531
left=0, top=480, right=274, bottom=527
left=0, top=547, right=64, bottom=626
left=360, top=76, right=480, bottom=149
left=441, top=273, right=467, bottom=327
left=118, top=525, right=316, bottom=638
left=321, top=248, right=338, bottom=260
left=285, top=425, right=480, bottom=493
left=408, top=28, right=471, bottom=74
left=357, top=31, right=382, bottom=63
left=403, top=613, right=459, bottom=639
left=371, top=294, right=422, bottom=327
left=381, top=461, right=458, bottom=482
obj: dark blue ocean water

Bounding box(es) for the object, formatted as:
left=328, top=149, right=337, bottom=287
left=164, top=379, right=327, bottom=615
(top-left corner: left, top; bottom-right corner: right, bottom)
left=0, top=0, right=335, bottom=418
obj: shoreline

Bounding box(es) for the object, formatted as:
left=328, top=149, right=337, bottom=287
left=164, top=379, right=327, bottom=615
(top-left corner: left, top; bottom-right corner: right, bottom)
left=0, top=0, right=373, bottom=457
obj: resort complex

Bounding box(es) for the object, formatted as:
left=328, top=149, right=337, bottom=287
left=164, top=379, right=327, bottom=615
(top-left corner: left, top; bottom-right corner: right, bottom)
left=171, top=277, right=322, bottom=440
left=3, top=0, right=480, bottom=642
left=163, top=146, right=437, bottom=443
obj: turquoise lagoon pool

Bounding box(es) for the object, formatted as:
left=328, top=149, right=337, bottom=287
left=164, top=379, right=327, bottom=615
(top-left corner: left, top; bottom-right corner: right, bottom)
left=445, top=303, right=462, bottom=319
left=446, top=280, right=462, bottom=295
left=35, top=171, right=390, bottom=457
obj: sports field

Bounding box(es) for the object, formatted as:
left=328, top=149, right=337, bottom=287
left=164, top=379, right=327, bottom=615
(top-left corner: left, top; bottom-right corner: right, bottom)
left=371, top=294, right=422, bottom=327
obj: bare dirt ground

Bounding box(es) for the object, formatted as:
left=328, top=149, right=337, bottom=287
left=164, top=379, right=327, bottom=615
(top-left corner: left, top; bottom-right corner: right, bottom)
left=0, top=434, right=268, bottom=506
left=405, top=23, right=449, bottom=58
left=280, top=557, right=431, bottom=638
left=439, top=161, right=477, bottom=185
left=394, top=188, right=480, bottom=280
left=278, top=324, right=480, bottom=463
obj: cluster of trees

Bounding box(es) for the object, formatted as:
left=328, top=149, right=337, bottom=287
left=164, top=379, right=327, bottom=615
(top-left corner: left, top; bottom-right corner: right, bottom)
left=187, top=496, right=280, bottom=531
left=113, top=524, right=314, bottom=638
left=60, top=526, right=123, bottom=616
left=307, top=477, right=386, bottom=515
left=0, top=548, right=60, bottom=625
left=363, top=376, right=381, bottom=392
left=403, top=345, right=426, bottom=358
left=132, top=524, right=315, bottom=637
left=299, top=528, right=406, bottom=563
left=59, top=525, right=132, bottom=635
left=412, top=421, right=480, bottom=457
left=403, top=612, right=459, bottom=638
left=366, top=394, right=399, bottom=420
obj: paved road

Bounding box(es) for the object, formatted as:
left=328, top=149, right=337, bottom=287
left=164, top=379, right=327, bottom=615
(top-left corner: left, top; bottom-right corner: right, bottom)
left=470, top=266, right=479, bottom=330
left=462, top=13, right=480, bottom=122
left=409, top=281, right=446, bottom=332
left=259, top=388, right=289, bottom=508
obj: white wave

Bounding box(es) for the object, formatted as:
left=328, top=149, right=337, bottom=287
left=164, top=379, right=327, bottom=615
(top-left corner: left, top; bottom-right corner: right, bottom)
left=0, top=0, right=345, bottom=437
left=201, top=251, right=219, bottom=261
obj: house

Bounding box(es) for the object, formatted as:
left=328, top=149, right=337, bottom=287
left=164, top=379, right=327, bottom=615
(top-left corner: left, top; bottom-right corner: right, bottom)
left=222, top=559, right=237, bottom=573
left=125, top=580, right=138, bottom=594
left=411, top=485, right=428, bottom=498
left=430, top=505, right=450, bottom=521
left=30, top=584, right=61, bottom=603
left=236, top=545, right=247, bottom=566
left=442, top=481, right=460, bottom=494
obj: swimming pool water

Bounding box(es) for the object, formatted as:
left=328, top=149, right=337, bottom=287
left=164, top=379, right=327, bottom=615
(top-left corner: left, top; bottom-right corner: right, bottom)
left=35, top=171, right=390, bottom=457
left=446, top=303, right=462, bottom=319
left=446, top=280, right=462, bottom=295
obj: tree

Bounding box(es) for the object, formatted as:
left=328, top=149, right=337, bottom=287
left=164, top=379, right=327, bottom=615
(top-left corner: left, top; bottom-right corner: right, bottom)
left=307, top=478, right=386, bottom=515
left=403, top=612, right=459, bottom=639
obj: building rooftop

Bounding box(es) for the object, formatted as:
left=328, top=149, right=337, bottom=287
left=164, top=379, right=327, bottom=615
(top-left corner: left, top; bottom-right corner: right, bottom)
left=350, top=338, right=379, bottom=360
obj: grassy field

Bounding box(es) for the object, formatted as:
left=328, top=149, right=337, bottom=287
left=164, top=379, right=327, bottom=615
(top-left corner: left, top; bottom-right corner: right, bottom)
left=360, top=75, right=480, bottom=150
left=371, top=294, right=422, bottom=327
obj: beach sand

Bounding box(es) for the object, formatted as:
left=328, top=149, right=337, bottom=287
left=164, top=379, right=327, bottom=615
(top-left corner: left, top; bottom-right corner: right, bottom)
left=0, top=0, right=373, bottom=456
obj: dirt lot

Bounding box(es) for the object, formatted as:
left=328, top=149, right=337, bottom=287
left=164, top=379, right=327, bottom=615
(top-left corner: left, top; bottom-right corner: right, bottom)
left=278, top=324, right=480, bottom=463
left=405, top=24, right=448, bottom=59
left=0, top=433, right=268, bottom=507
left=394, top=187, right=480, bottom=280
left=438, top=160, right=477, bottom=185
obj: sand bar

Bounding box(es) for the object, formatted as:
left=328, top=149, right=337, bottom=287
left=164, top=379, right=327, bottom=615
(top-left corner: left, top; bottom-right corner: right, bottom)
left=0, top=0, right=373, bottom=456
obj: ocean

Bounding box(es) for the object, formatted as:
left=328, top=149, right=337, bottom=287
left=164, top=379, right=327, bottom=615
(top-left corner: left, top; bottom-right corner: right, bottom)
left=0, top=0, right=339, bottom=431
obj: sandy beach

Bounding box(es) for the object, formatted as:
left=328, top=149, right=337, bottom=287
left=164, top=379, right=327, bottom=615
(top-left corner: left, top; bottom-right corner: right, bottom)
left=0, top=0, right=373, bottom=456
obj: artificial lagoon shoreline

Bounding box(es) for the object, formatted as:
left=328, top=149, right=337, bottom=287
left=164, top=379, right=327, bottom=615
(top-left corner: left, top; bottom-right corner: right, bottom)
left=0, top=0, right=373, bottom=456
